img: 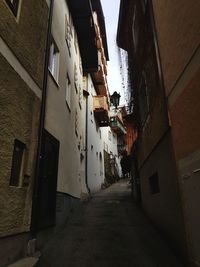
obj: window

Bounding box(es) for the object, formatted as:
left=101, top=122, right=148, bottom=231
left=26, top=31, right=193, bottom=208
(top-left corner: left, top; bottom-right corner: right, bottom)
left=113, top=133, right=116, bottom=144
left=132, top=5, right=138, bottom=51
left=65, top=73, right=71, bottom=110
left=149, top=173, right=160, bottom=194
left=78, top=85, right=82, bottom=109
left=5, top=0, right=19, bottom=16
left=108, top=131, right=111, bottom=141
left=74, top=64, right=78, bottom=93
left=139, top=73, right=149, bottom=126
left=65, top=13, right=73, bottom=56
left=142, top=0, right=147, bottom=13
left=10, top=139, right=26, bottom=186
left=49, top=38, right=59, bottom=82
left=74, top=31, right=78, bottom=53
left=79, top=56, right=83, bottom=74
left=103, top=142, right=108, bottom=152
left=75, top=109, right=78, bottom=137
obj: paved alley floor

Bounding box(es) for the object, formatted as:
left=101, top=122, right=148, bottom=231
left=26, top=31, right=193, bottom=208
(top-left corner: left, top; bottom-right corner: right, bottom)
left=36, top=180, right=183, bottom=267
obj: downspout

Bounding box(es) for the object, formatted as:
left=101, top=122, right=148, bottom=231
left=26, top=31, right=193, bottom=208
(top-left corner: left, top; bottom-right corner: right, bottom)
left=31, top=0, right=54, bottom=237
left=83, top=87, right=90, bottom=194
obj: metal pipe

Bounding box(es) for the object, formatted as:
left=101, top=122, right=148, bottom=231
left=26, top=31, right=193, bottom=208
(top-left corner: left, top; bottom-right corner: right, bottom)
left=84, top=87, right=90, bottom=194
left=31, top=0, right=54, bottom=236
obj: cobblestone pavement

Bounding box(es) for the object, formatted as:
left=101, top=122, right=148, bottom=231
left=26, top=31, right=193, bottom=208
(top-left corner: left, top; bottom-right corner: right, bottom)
left=36, top=180, right=183, bottom=267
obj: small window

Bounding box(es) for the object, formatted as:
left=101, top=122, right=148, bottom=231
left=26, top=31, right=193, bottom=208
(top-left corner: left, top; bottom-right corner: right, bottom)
left=74, top=31, right=78, bottom=53
left=10, top=139, right=26, bottom=186
left=5, top=0, right=19, bottom=16
left=139, top=73, right=149, bottom=126
left=75, top=109, right=78, bottom=137
left=65, top=13, right=73, bottom=56
left=142, top=0, right=147, bottom=14
left=113, top=133, right=116, bottom=144
left=78, top=85, right=82, bottom=109
left=65, top=73, right=71, bottom=110
left=108, top=131, right=111, bottom=141
left=74, top=64, right=78, bottom=93
left=49, top=38, right=59, bottom=82
left=103, top=142, right=108, bottom=152
left=132, top=5, right=138, bottom=51
left=79, top=56, right=82, bottom=74
left=149, top=173, right=160, bottom=194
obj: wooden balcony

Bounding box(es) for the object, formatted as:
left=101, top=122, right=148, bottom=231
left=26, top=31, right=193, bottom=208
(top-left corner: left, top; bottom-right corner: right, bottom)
left=92, top=65, right=104, bottom=82
left=93, top=96, right=109, bottom=127
left=110, top=116, right=126, bottom=135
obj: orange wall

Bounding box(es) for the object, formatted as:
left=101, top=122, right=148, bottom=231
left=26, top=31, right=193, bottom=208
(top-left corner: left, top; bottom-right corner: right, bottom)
left=125, top=123, right=137, bottom=155
left=170, top=68, right=200, bottom=160
left=152, top=0, right=200, bottom=95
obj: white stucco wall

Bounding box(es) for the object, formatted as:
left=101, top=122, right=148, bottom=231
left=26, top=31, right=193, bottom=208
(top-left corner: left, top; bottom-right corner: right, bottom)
left=87, top=75, right=105, bottom=193
left=101, top=127, right=122, bottom=178
left=45, top=0, right=85, bottom=198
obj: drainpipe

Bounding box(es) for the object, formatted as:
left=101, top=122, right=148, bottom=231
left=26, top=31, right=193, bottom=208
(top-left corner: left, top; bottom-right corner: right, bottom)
left=83, top=86, right=90, bottom=195
left=31, top=0, right=54, bottom=236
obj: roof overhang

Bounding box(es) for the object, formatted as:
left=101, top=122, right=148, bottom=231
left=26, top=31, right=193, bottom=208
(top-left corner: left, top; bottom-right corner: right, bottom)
left=116, top=0, right=129, bottom=50
left=68, top=0, right=99, bottom=72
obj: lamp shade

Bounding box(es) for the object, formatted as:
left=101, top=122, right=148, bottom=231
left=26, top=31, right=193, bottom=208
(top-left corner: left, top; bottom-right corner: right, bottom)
left=110, top=91, right=121, bottom=108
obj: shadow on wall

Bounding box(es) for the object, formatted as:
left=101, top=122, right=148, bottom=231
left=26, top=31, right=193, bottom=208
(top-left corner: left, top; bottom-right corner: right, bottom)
left=103, top=150, right=120, bottom=187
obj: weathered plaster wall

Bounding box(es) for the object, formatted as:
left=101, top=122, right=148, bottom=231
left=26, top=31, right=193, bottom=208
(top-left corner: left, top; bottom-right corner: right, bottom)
left=152, top=0, right=200, bottom=95
left=87, top=76, right=104, bottom=193
left=170, top=68, right=200, bottom=161
left=169, top=54, right=200, bottom=267
left=45, top=0, right=84, bottom=198
left=140, top=131, right=187, bottom=260
left=0, top=55, right=40, bottom=237
left=178, top=150, right=200, bottom=266
left=0, top=0, right=48, bottom=87
left=101, top=127, right=121, bottom=178
left=137, top=27, right=169, bottom=166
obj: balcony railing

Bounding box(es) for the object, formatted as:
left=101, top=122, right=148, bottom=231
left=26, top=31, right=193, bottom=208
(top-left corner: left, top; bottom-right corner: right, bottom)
left=93, top=96, right=109, bottom=127
left=110, top=116, right=126, bottom=135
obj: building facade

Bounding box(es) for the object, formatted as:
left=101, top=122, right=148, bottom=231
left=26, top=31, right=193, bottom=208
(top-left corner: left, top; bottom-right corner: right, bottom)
left=117, top=0, right=200, bottom=265
left=0, top=0, right=115, bottom=265
left=0, top=0, right=48, bottom=265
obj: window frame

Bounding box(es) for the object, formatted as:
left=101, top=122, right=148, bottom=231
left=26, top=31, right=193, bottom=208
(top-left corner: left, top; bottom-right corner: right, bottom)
left=49, top=38, right=60, bottom=83
left=10, top=139, right=26, bottom=187
left=65, top=13, right=73, bottom=57
left=65, top=73, right=71, bottom=111
left=139, top=73, right=149, bottom=127
left=5, top=0, right=19, bottom=17
left=149, top=172, right=160, bottom=195
left=78, top=85, right=83, bottom=109
left=74, top=63, right=78, bottom=93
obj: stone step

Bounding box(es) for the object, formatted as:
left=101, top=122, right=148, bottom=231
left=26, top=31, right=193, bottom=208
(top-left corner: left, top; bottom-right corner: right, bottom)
left=7, top=257, right=39, bottom=267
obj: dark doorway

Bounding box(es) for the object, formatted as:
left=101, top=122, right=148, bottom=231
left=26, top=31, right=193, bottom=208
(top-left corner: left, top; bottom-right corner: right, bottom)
left=36, top=130, right=59, bottom=229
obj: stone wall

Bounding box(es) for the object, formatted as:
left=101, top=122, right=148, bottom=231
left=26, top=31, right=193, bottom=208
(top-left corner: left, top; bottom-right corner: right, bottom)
left=0, top=54, right=40, bottom=237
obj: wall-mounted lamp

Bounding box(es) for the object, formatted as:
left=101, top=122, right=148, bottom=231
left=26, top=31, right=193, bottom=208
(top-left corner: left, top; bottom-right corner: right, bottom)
left=110, top=91, right=121, bottom=109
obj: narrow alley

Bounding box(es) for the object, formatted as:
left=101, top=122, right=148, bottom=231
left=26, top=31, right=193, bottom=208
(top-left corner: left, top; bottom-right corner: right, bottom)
left=1, top=0, right=199, bottom=266
left=36, top=180, right=182, bottom=267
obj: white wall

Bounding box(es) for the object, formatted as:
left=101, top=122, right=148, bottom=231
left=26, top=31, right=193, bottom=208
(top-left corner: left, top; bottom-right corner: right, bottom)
left=45, top=0, right=85, bottom=198
left=87, top=75, right=105, bottom=193
left=101, top=127, right=122, bottom=178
